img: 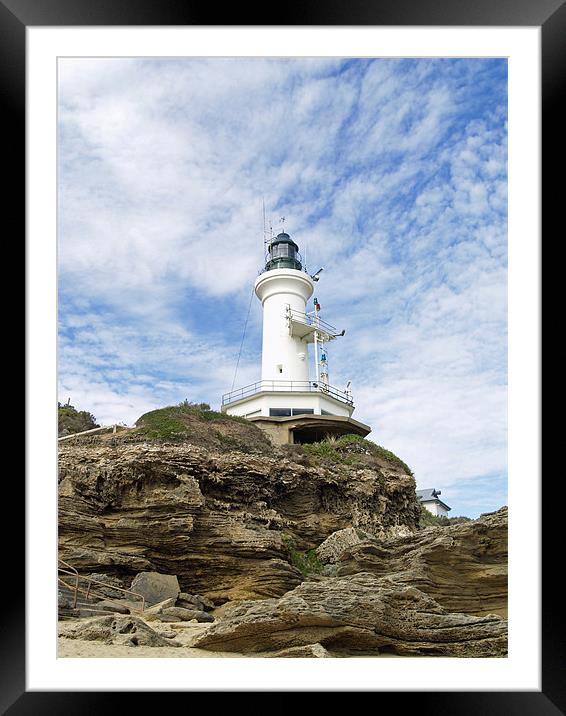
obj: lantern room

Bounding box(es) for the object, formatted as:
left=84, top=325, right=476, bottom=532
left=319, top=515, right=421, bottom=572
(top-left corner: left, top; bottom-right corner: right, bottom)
left=265, top=232, right=302, bottom=272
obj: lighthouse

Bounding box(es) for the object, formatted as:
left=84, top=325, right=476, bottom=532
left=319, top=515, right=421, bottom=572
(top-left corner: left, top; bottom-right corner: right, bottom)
left=221, top=229, right=371, bottom=445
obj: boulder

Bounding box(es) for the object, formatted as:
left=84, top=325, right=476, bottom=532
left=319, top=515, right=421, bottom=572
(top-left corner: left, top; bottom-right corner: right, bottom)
left=263, top=643, right=332, bottom=658
left=337, top=507, right=508, bottom=618
left=159, top=607, right=215, bottom=623
left=156, top=629, right=178, bottom=639
left=85, top=573, right=130, bottom=599
left=144, top=597, right=177, bottom=615
left=95, top=599, right=130, bottom=614
left=315, top=527, right=366, bottom=564
left=177, top=592, right=215, bottom=612
left=130, top=572, right=180, bottom=606
left=61, top=615, right=181, bottom=647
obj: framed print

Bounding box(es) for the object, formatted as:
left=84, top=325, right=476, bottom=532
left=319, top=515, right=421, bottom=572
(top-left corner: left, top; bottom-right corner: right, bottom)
left=10, top=0, right=557, bottom=708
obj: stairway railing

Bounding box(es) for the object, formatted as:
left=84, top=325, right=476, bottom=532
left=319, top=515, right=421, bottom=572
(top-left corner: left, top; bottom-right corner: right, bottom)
left=58, top=559, right=145, bottom=612
left=58, top=424, right=126, bottom=442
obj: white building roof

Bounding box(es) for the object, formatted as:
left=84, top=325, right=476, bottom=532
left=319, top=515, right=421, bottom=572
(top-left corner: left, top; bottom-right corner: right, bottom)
left=416, top=488, right=451, bottom=512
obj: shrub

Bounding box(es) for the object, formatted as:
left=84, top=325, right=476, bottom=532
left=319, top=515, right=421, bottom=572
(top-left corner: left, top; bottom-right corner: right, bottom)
left=281, top=533, right=324, bottom=576
left=301, top=440, right=352, bottom=464
left=300, top=433, right=413, bottom=475
left=179, top=400, right=250, bottom=425
left=58, top=402, right=99, bottom=437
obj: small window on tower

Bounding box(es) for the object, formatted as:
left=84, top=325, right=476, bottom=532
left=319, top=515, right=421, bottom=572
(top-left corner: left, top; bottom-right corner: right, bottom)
left=276, top=364, right=283, bottom=374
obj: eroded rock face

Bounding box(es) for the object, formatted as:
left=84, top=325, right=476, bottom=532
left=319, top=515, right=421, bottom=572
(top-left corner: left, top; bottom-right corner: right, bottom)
left=193, top=578, right=506, bottom=657
left=58, top=439, right=508, bottom=657
left=192, top=510, right=508, bottom=657
left=336, top=508, right=508, bottom=618
left=58, top=443, right=419, bottom=602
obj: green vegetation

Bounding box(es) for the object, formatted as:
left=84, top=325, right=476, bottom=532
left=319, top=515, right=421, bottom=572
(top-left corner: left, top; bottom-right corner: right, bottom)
left=135, top=406, right=187, bottom=440
left=281, top=533, right=324, bottom=577
left=135, top=400, right=250, bottom=440
left=418, top=502, right=473, bottom=528
left=300, top=433, right=413, bottom=475
left=132, top=400, right=272, bottom=454
left=58, top=401, right=99, bottom=437
left=301, top=439, right=351, bottom=463
left=174, top=399, right=250, bottom=424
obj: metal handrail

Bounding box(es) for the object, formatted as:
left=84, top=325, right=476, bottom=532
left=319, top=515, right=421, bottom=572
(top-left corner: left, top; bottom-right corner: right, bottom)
left=222, top=379, right=353, bottom=407
left=58, top=424, right=128, bottom=441
left=58, top=560, right=145, bottom=612
left=59, top=576, right=143, bottom=614
left=59, top=558, right=78, bottom=574
left=287, top=308, right=338, bottom=335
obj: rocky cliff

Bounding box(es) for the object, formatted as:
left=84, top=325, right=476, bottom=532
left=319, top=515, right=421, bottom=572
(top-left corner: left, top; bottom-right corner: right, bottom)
left=58, top=411, right=507, bottom=657
left=58, top=431, right=419, bottom=603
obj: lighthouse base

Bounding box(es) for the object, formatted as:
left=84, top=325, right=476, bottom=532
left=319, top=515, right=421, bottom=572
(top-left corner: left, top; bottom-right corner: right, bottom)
left=248, top=414, right=371, bottom=446
left=221, top=385, right=369, bottom=445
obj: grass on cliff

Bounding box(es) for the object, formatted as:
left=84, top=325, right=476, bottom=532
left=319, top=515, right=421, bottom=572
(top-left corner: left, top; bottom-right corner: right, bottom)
left=281, top=533, right=324, bottom=577
left=133, top=400, right=272, bottom=453
left=299, top=434, right=414, bottom=476
left=136, top=400, right=248, bottom=436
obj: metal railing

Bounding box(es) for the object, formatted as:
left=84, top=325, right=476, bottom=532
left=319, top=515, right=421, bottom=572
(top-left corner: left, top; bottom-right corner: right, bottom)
left=286, top=308, right=338, bottom=336
left=58, top=424, right=124, bottom=441
left=58, top=559, right=145, bottom=613
left=222, top=379, right=353, bottom=407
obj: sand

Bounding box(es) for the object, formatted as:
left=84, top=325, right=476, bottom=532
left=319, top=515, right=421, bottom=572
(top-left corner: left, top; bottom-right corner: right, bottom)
left=57, top=619, right=401, bottom=658
left=58, top=619, right=245, bottom=658
left=58, top=638, right=243, bottom=658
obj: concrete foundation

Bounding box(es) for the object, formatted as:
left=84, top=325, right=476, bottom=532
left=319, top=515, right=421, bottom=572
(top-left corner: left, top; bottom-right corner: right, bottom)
left=249, top=414, right=371, bottom=446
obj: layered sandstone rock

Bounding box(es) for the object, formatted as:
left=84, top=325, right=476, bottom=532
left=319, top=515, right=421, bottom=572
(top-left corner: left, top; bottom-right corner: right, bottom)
left=58, top=441, right=419, bottom=603
left=335, top=507, right=508, bottom=618
left=192, top=510, right=508, bottom=657
left=263, top=643, right=332, bottom=658
left=58, top=434, right=508, bottom=657
left=192, top=571, right=507, bottom=657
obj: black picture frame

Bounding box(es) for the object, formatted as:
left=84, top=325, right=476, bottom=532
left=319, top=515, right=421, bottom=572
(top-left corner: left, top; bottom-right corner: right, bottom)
left=10, top=0, right=555, bottom=709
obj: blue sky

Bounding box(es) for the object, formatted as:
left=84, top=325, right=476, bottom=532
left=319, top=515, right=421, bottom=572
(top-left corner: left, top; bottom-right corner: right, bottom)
left=58, top=57, right=507, bottom=518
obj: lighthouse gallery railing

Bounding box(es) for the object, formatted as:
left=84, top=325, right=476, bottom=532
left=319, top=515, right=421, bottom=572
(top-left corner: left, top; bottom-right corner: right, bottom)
left=286, top=308, right=339, bottom=337
left=222, top=380, right=353, bottom=407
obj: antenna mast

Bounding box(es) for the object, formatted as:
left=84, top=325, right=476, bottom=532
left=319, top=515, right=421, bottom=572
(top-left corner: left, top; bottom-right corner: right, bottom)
left=262, top=198, right=273, bottom=262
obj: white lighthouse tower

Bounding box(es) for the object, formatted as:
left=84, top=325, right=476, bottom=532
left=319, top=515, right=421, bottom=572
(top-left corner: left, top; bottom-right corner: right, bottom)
left=221, top=229, right=371, bottom=445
